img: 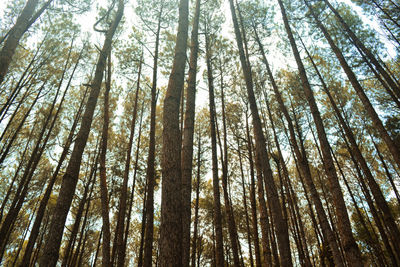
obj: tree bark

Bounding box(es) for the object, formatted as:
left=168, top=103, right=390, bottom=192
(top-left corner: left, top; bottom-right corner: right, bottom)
left=159, top=0, right=189, bottom=264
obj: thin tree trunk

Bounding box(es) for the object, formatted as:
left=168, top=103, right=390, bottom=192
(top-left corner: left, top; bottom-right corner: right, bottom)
left=323, top=0, right=400, bottom=99
left=229, top=1, right=292, bottom=265
left=114, top=53, right=142, bottom=267
left=236, top=135, right=254, bottom=267
left=39, top=2, right=124, bottom=265
left=304, top=0, right=400, bottom=173
left=301, top=36, right=400, bottom=256
left=205, top=29, right=225, bottom=267
left=99, top=52, right=112, bottom=267
left=0, top=0, right=51, bottom=84
left=278, top=1, right=363, bottom=265
left=191, top=132, right=202, bottom=267
left=181, top=0, right=201, bottom=264
left=245, top=117, right=272, bottom=267
left=143, top=7, right=163, bottom=265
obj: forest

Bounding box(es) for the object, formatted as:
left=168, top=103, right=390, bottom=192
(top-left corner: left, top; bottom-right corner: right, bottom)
left=0, top=0, right=399, bottom=266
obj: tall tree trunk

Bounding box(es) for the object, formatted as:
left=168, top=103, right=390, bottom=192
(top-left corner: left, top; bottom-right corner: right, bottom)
left=323, top=0, right=400, bottom=99
left=304, top=0, right=400, bottom=173
left=205, top=29, right=225, bottom=267
left=127, top=103, right=145, bottom=267
left=99, top=52, right=112, bottom=267
left=159, top=0, right=189, bottom=264
left=254, top=25, right=344, bottom=267
left=39, top=2, right=124, bottom=265
left=181, top=0, right=201, bottom=264
left=278, top=1, right=363, bottom=265
left=229, top=1, right=292, bottom=265
left=191, top=132, right=202, bottom=267
left=114, top=53, right=142, bottom=267
left=245, top=118, right=272, bottom=267
left=21, top=82, right=87, bottom=267
left=236, top=135, right=254, bottom=267
left=0, top=0, right=52, bottom=84
left=143, top=6, right=163, bottom=266
left=301, top=36, right=400, bottom=257
left=216, top=66, right=241, bottom=267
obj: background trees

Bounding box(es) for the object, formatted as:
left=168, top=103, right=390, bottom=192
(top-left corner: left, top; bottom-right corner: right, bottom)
left=0, top=0, right=399, bottom=266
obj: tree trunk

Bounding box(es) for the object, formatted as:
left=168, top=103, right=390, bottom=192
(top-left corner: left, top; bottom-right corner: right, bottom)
left=38, top=2, right=124, bottom=265
left=159, top=0, right=189, bottom=264
left=205, top=30, right=225, bottom=267
left=191, top=132, right=202, bottom=267
left=278, top=1, right=363, bottom=265
left=304, top=0, right=400, bottom=173
left=181, top=0, right=201, bottom=264
left=0, top=0, right=51, bottom=84
left=143, top=7, right=163, bottom=266
left=229, top=1, right=292, bottom=265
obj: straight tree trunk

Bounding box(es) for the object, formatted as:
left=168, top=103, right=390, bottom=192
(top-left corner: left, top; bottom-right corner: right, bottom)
left=216, top=66, right=241, bottom=267
left=323, top=0, right=400, bottom=99
left=99, top=52, right=112, bottom=267
left=301, top=36, right=400, bottom=256
left=191, top=132, right=202, bottom=267
left=21, top=82, right=87, bottom=267
left=245, top=118, right=272, bottom=267
left=205, top=30, right=225, bottom=267
left=304, top=0, right=400, bottom=174
left=181, top=0, right=201, bottom=265
left=236, top=136, right=255, bottom=267
left=38, top=2, right=124, bottom=265
left=229, top=1, right=293, bottom=265
left=143, top=7, right=163, bottom=265
left=0, top=0, right=51, bottom=84
left=278, top=1, right=363, bottom=265
left=253, top=25, right=344, bottom=267
left=159, top=0, right=189, bottom=264
left=114, top=53, right=142, bottom=267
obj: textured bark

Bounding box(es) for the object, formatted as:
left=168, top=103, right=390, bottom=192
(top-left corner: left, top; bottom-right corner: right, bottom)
left=181, top=0, right=200, bottom=265
left=61, top=156, right=97, bottom=267
left=159, top=0, right=189, bottom=264
left=229, top=1, right=293, bottom=265
left=278, top=0, right=363, bottom=265
left=38, top=1, right=124, bottom=265
left=205, top=31, right=225, bottom=267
